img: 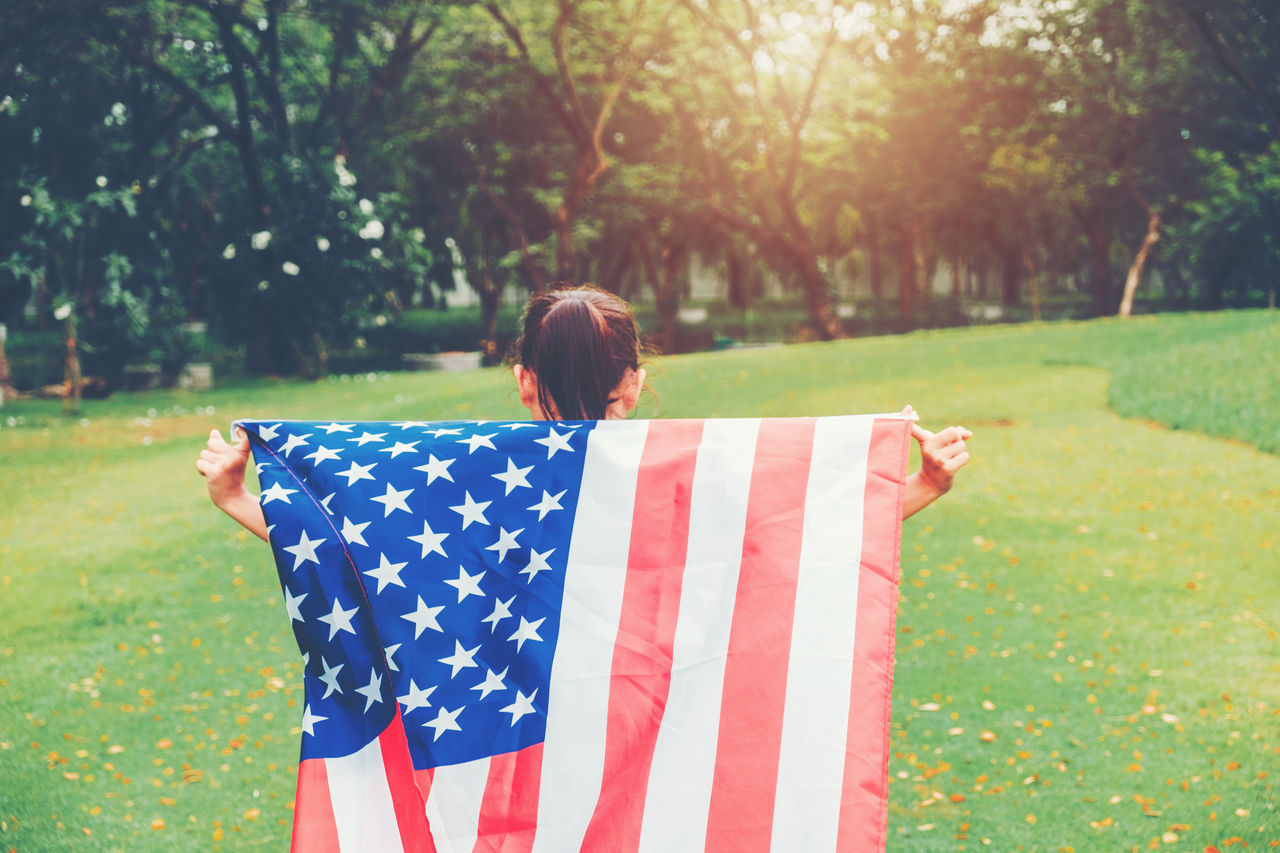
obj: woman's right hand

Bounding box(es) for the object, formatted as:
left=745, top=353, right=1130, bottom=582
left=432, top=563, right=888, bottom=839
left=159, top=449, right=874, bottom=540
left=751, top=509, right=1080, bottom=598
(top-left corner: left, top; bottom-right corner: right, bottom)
left=197, top=427, right=270, bottom=541
left=196, top=427, right=251, bottom=509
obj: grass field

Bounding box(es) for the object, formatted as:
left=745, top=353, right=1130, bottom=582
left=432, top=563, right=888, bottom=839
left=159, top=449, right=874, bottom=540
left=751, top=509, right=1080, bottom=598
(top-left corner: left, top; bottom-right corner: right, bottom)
left=1, top=309, right=1277, bottom=851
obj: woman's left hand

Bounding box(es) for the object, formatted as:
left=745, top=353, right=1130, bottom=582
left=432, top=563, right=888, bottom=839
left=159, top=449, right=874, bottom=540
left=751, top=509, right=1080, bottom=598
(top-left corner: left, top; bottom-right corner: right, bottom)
left=911, top=421, right=972, bottom=497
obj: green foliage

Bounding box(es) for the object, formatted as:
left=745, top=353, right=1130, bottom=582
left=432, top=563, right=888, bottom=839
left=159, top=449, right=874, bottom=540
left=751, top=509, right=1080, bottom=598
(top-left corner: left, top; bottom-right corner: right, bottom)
left=2, top=329, right=64, bottom=387
left=4, top=0, right=1280, bottom=375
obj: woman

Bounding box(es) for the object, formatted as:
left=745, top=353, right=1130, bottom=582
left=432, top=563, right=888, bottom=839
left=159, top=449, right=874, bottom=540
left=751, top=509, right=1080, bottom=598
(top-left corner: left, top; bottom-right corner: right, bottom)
left=197, top=285, right=970, bottom=534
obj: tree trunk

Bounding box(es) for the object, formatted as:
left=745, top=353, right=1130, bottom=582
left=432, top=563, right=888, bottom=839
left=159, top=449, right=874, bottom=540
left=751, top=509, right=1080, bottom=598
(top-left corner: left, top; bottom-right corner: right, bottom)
left=1022, top=249, right=1042, bottom=322
left=62, top=314, right=82, bottom=417
left=1001, top=249, right=1021, bottom=307
left=1263, top=238, right=1276, bottom=309
left=553, top=208, right=576, bottom=283
left=727, top=247, right=750, bottom=312
left=478, top=266, right=502, bottom=365
left=866, top=213, right=884, bottom=301
left=643, top=244, right=682, bottom=354
left=897, top=225, right=916, bottom=322
left=950, top=260, right=962, bottom=300
left=0, top=324, right=16, bottom=401
left=794, top=251, right=844, bottom=340
left=1118, top=211, right=1162, bottom=317
left=912, top=219, right=931, bottom=308
left=1017, top=219, right=1041, bottom=321
left=1074, top=205, right=1112, bottom=317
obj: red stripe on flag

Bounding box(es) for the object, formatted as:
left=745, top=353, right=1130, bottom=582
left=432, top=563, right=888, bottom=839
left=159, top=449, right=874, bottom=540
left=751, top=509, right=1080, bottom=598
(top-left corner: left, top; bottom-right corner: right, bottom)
left=580, top=419, right=705, bottom=853
left=292, top=757, right=341, bottom=853
left=378, top=711, right=436, bottom=853
left=414, top=766, right=435, bottom=802
left=473, top=744, right=544, bottom=852
left=704, top=417, right=817, bottom=853
left=838, top=417, right=910, bottom=852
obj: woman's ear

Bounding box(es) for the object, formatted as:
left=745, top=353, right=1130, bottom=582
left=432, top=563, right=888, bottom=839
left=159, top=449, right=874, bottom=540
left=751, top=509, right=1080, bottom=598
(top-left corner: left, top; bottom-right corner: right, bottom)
left=512, top=361, right=537, bottom=409
left=513, top=365, right=542, bottom=418
left=618, top=367, right=645, bottom=413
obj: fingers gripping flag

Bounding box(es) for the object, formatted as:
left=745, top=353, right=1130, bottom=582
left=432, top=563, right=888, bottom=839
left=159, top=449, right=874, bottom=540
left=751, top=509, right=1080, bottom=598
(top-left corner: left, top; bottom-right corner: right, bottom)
left=239, top=415, right=912, bottom=852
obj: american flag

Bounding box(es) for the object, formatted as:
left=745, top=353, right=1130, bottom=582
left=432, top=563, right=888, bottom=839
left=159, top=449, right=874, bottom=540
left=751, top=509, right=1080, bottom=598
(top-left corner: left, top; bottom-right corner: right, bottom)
left=240, top=414, right=912, bottom=852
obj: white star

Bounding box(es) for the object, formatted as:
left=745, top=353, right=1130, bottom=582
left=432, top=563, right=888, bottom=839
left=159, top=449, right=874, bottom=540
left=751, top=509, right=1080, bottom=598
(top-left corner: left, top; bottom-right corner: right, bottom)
left=508, top=616, right=545, bottom=652
left=301, top=703, right=327, bottom=736
left=379, top=440, right=420, bottom=458
left=256, top=423, right=282, bottom=441
left=500, top=689, right=538, bottom=726
left=471, top=667, right=508, bottom=700
left=320, top=493, right=336, bottom=515
left=303, top=445, right=343, bottom=465
left=260, top=482, right=297, bottom=504
left=354, top=670, right=383, bottom=713
left=450, top=491, right=492, bottom=530
left=341, top=517, right=371, bottom=547
left=458, top=432, right=498, bottom=454
left=384, top=643, right=401, bottom=672
left=319, top=422, right=354, bottom=434
left=413, top=454, right=455, bottom=484
left=318, top=656, right=344, bottom=699
left=318, top=597, right=359, bottom=641
left=519, top=548, right=555, bottom=583
left=397, top=678, right=436, bottom=714
left=364, top=553, right=408, bottom=594
left=485, top=527, right=524, bottom=563
left=408, top=519, right=449, bottom=558
left=534, top=428, right=573, bottom=459
left=527, top=489, right=566, bottom=521
left=349, top=431, right=387, bottom=446
left=401, top=596, right=445, bottom=639
left=423, top=706, right=463, bottom=741
left=279, top=432, right=311, bottom=457
left=500, top=422, right=537, bottom=430
left=492, top=458, right=534, bottom=495
left=336, top=460, right=377, bottom=486
left=428, top=426, right=463, bottom=438
left=391, top=421, right=430, bottom=429
left=443, top=565, right=486, bottom=602
left=282, top=530, right=325, bottom=570
left=438, top=640, right=481, bottom=678
left=371, top=483, right=414, bottom=516
left=283, top=586, right=307, bottom=622
left=481, top=595, right=515, bottom=632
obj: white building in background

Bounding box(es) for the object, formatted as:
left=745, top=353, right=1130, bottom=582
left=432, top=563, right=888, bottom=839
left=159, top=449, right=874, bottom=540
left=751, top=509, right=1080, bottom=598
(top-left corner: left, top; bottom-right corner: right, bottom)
left=685, top=252, right=959, bottom=303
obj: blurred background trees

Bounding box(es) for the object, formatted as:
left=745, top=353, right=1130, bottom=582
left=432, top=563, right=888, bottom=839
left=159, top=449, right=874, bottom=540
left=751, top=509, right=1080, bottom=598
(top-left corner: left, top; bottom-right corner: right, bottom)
left=2, top=0, right=1276, bottom=388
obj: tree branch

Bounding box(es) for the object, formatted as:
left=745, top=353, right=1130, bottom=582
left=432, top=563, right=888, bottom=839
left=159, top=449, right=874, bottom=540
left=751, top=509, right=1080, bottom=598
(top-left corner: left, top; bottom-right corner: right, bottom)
left=1178, top=0, right=1280, bottom=144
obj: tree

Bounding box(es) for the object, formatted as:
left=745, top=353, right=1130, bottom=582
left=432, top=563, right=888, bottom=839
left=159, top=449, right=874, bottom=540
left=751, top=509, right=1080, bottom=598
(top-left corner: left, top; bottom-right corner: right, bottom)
left=482, top=0, right=676, bottom=283
left=663, top=0, right=876, bottom=339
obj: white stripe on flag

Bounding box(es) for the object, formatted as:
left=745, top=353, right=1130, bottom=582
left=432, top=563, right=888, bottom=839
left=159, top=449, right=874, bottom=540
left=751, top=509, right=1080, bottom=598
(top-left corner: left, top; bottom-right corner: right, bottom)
left=425, top=757, right=491, bottom=852
left=637, top=417, right=760, bottom=852
left=770, top=415, right=872, bottom=850
left=529, top=420, right=651, bottom=853
left=326, top=732, right=406, bottom=852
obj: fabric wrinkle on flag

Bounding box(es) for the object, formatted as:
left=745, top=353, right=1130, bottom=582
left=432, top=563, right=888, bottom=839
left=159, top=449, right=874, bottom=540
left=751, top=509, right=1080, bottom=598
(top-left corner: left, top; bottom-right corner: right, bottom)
left=238, top=414, right=911, bottom=852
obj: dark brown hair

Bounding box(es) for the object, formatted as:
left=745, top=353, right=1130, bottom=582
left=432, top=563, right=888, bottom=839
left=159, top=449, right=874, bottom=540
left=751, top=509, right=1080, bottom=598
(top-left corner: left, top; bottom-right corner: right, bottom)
left=515, top=285, right=642, bottom=420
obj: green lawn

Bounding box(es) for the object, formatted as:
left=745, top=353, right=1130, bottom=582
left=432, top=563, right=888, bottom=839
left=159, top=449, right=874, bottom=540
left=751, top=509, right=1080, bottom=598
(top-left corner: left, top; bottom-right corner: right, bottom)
left=2, top=310, right=1277, bottom=851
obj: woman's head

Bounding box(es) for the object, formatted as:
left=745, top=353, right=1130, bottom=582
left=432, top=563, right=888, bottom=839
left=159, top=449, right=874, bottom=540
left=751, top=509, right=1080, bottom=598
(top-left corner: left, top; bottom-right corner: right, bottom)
left=513, top=285, right=645, bottom=421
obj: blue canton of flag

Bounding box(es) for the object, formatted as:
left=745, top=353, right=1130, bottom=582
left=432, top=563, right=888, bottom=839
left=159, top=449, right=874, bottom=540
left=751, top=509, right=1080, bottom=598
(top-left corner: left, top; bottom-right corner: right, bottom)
left=241, top=419, right=595, bottom=771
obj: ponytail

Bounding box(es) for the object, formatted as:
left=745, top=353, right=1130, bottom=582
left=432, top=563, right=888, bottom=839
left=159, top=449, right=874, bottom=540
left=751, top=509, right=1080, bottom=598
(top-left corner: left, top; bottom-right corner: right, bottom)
left=515, top=286, right=642, bottom=420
